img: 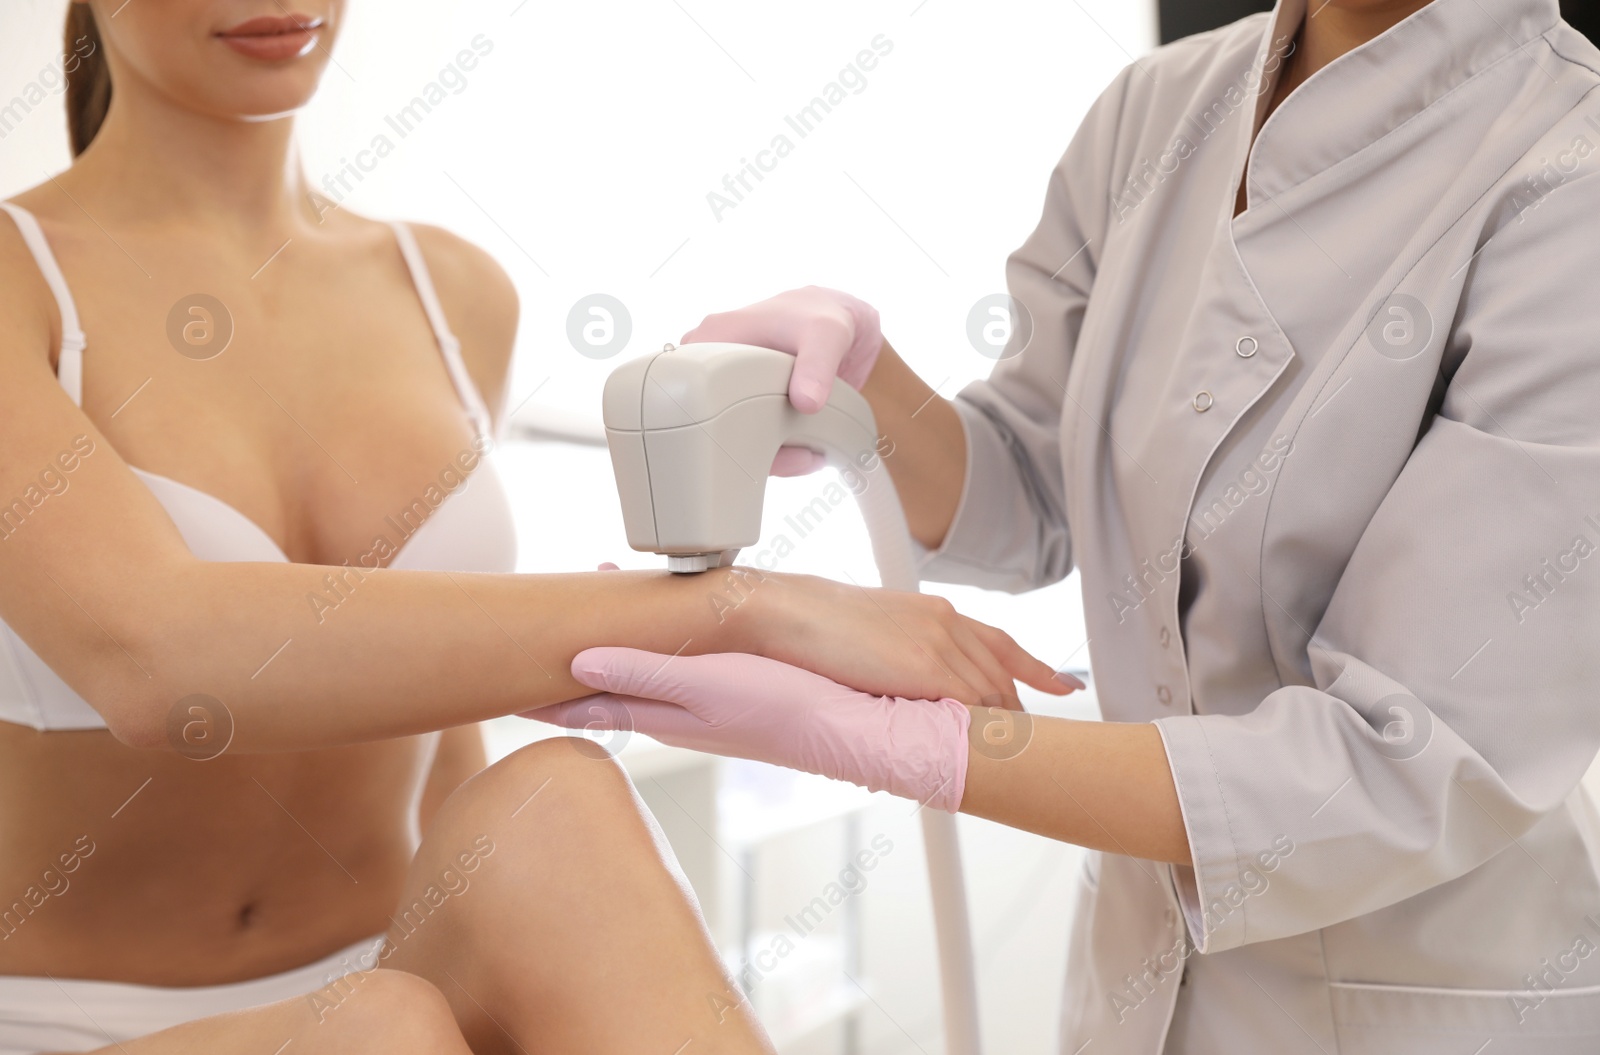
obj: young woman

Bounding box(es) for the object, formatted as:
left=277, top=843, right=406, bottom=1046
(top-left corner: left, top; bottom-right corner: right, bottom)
left=0, top=3, right=1068, bottom=1053
left=546, top=0, right=1600, bottom=1051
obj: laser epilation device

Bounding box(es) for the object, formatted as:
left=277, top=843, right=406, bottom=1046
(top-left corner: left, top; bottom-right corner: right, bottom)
left=603, top=342, right=983, bottom=1054
left=602, top=342, right=883, bottom=573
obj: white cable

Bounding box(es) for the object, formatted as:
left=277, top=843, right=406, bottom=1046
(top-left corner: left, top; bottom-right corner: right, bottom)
left=841, top=453, right=984, bottom=1055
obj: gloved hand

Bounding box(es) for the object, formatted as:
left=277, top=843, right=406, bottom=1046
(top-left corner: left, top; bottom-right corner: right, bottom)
left=685, top=287, right=884, bottom=478
left=527, top=647, right=973, bottom=813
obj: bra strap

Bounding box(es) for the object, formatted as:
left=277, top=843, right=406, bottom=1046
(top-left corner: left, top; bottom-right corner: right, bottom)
left=390, top=222, right=495, bottom=442
left=1, top=202, right=87, bottom=406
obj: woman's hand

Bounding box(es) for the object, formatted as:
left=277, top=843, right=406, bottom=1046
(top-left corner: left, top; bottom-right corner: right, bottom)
left=530, top=648, right=974, bottom=812
left=683, top=286, right=883, bottom=415
left=715, top=567, right=1076, bottom=708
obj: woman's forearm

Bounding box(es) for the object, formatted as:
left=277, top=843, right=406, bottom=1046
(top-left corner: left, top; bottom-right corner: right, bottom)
left=860, top=341, right=967, bottom=550
left=959, top=711, right=1193, bottom=866
left=108, top=562, right=752, bottom=752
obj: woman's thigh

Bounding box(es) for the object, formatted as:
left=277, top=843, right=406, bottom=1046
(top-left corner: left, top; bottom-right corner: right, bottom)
left=80, top=969, right=471, bottom=1055
left=375, top=737, right=772, bottom=1055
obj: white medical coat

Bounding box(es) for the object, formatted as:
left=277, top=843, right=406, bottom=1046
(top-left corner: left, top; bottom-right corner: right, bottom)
left=921, top=0, right=1600, bottom=1050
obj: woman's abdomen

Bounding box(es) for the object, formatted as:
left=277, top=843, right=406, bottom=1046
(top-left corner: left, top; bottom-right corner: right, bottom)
left=0, top=722, right=433, bottom=986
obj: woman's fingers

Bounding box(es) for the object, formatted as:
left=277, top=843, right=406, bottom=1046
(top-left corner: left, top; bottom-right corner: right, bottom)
left=911, top=595, right=1040, bottom=707
left=926, top=645, right=997, bottom=708
left=947, top=621, right=1025, bottom=709
left=744, top=572, right=1053, bottom=707
left=968, top=620, right=1077, bottom=695
left=906, top=597, right=1017, bottom=706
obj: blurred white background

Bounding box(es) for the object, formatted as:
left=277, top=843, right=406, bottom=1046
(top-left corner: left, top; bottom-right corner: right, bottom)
left=1, top=1, right=1158, bottom=1051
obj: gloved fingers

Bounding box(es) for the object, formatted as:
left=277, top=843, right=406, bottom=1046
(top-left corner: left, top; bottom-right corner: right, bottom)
left=771, top=446, right=828, bottom=477
left=680, top=289, right=875, bottom=414
left=571, top=646, right=852, bottom=713
left=571, top=647, right=691, bottom=702
left=521, top=692, right=712, bottom=742
left=837, top=296, right=884, bottom=390
left=571, top=647, right=753, bottom=705
left=787, top=311, right=855, bottom=412
left=680, top=305, right=787, bottom=350
left=966, top=620, right=1079, bottom=695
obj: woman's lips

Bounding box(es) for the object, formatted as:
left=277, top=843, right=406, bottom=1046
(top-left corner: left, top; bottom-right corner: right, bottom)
left=215, top=14, right=324, bottom=61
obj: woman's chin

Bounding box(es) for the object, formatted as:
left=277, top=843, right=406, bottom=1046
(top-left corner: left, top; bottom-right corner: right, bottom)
left=235, top=105, right=315, bottom=124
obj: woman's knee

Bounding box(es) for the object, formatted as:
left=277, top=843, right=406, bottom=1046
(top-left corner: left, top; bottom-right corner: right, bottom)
left=435, top=735, right=639, bottom=834
left=416, top=735, right=677, bottom=908
left=388, top=736, right=671, bottom=966
left=310, top=968, right=470, bottom=1054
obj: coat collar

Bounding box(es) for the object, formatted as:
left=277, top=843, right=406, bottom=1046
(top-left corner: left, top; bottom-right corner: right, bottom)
left=1242, top=0, right=1562, bottom=207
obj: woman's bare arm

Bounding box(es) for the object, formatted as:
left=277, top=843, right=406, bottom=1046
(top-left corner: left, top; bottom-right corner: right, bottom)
left=857, top=341, right=967, bottom=551
left=0, top=244, right=1060, bottom=754
left=960, top=711, right=1191, bottom=865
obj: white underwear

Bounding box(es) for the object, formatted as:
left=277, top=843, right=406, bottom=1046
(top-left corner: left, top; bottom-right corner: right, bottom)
left=0, top=935, right=385, bottom=1055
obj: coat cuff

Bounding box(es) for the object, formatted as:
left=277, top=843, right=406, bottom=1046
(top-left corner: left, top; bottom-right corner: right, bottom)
left=1154, top=716, right=1246, bottom=954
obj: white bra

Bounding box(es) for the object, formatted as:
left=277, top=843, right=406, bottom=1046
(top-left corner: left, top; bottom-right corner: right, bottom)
left=0, top=202, right=519, bottom=731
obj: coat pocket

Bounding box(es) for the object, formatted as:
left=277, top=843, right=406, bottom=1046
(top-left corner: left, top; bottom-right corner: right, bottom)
left=1331, top=979, right=1600, bottom=1055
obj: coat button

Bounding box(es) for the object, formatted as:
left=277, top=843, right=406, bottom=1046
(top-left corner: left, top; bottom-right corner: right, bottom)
left=1157, top=684, right=1173, bottom=705
left=1192, top=391, right=1214, bottom=412
left=1159, top=626, right=1171, bottom=648
left=1235, top=335, right=1258, bottom=358
left=1165, top=907, right=1178, bottom=927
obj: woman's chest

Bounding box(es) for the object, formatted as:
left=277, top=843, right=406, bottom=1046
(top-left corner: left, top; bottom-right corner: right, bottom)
left=48, top=227, right=485, bottom=567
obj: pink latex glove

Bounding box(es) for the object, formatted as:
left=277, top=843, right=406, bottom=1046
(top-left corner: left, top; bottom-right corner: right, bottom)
left=528, top=647, right=972, bottom=813
left=684, top=287, right=884, bottom=478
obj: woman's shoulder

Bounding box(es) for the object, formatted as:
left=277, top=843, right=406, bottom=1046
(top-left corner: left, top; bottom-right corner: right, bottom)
left=337, top=211, right=519, bottom=419
left=396, top=220, right=519, bottom=323
left=0, top=193, right=62, bottom=361
left=324, top=210, right=516, bottom=314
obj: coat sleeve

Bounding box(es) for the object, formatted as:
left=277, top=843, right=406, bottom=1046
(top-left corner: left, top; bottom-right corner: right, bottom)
left=1154, top=169, right=1600, bottom=954
left=918, top=65, right=1133, bottom=593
